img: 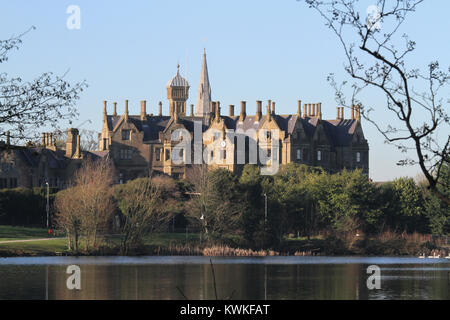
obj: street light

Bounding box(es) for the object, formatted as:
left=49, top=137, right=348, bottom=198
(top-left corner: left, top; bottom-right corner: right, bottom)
left=45, top=182, right=49, bottom=230
left=263, top=193, right=267, bottom=247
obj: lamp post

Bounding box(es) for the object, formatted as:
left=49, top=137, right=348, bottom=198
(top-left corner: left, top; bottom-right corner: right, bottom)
left=263, top=193, right=267, bottom=247
left=45, top=182, right=49, bottom=229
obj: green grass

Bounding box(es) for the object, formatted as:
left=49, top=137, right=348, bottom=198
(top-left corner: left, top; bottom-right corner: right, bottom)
left=0, top=238, right=68, bottom=256
left=0, top=225, right=52, bottom=241
left=143, top=232, right=202, bottom=246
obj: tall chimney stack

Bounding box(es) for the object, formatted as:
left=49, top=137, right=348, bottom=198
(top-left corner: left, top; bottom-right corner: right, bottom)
left=240, top=101, right=246, bottom=122
left=229, top=105, right=235, bottom=117
left=297, top=100, right=302, bottom=117
left=266, top=100, right=271, bottom=121
left=303, top=103, right=307, bottom=118
left=317, top=103, right=322, bottom=120
left=140, top=100, right=147, bottom=121
left=351, top=105, right=355, bottom=120
left=103, top=101, right=107, bottom=123
left=356, top=105, right=361, bottom=121
left=215, top=101, right=221, bottom=122
left=158, top=101, right=162, bottom=116
left=190, top=104, right=194, bottom=117
left=66, top=128, right=80, bottom=158
left=272, top=101, right=276, bottom=115
left=124, top=100, right=129, bottom=122
left=256, top=101, right=262, bottom=122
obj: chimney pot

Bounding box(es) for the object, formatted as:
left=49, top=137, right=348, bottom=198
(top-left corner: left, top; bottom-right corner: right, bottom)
left=141, top=100, right=147, bottom=120
left=229, top=105, right=235, bottom=117
left=113, top=102, right=117, bottom=116
left=256, top=100, right=262, bottom=121
left=240, top=101, right=246, bottom=121
left=124, top=100, right=129, bottom=121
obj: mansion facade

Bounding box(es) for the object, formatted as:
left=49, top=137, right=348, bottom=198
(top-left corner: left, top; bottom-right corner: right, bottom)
left=0, top=50, right=369, bottom=188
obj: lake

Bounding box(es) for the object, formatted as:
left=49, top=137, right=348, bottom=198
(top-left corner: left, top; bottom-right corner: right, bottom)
left=0, top=256, right=449, bottom=300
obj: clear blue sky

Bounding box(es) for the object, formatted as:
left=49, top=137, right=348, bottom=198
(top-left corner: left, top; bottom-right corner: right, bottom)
left=1, top=0, right=449, bottom=181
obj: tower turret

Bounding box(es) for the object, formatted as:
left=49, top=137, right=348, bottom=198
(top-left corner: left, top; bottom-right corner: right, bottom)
left=166, top=64, right=189, bottom=118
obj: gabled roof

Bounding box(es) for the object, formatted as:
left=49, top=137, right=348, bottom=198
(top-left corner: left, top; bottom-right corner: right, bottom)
left=106, top=111, right=361, bottom=149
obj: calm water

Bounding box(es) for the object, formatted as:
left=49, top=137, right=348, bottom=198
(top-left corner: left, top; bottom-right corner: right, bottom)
left=0, top=256, right=449, bottom=300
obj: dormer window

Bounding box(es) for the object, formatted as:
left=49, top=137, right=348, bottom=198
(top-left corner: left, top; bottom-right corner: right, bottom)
left=122, top=130, right=131, bottom=141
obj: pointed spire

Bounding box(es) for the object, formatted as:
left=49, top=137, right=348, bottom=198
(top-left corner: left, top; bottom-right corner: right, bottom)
left=195, top=49, right=212, bottom=117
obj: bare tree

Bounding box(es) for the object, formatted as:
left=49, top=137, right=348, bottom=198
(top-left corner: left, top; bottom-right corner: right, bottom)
left=54, top=158, right=115, bottom=252
left=304, top=0, right=449, bottom=204
left=186, top=165, right=244, bottom=241
left=0, top=27, right=87, bottom=142
left=114, top=177, right=173, bottom=255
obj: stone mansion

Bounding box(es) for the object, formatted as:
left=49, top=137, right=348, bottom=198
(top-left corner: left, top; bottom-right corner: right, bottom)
left=0, top=50, right=369, bottom=188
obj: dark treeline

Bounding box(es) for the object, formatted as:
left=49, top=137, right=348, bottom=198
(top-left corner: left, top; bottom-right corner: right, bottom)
left=1, top=161, right=448, bottom=254
left=187, top=163, right=449, bottom=249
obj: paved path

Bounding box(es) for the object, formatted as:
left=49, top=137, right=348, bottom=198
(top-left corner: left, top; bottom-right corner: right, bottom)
left=0, top=238, right=63, bottom=244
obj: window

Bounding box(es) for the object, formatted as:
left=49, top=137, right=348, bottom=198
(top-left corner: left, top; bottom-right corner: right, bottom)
left=266, top=131, right=271, bottom=141
left=9, top=178, right=17, bottom=188
left=165, top=149, right=170, bottom=161
left=317, top=150, right=322, bottom=161
left=356, top=152, right=361, bottom=163
left=210, top=150, right=214, bottom=161
left=155, top=148, right=161, bottom=162
left=120, top=149, right=132, bottom=160
left=221, top=149, right=227, bottom=161
left=296, top=149, right=301, bottom=160
left=122, top=130, right=131, bottom=141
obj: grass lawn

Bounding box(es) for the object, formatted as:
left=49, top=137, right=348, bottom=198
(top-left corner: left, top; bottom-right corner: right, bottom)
left=143, top=232, right=202, bottom=246
left=0, top=225, right=53, bottom=241
left=0, top=238, right=68, bottom=256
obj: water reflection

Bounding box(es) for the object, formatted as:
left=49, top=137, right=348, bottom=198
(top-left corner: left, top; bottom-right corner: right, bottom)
left=0, top=256, right=448, bottom=300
